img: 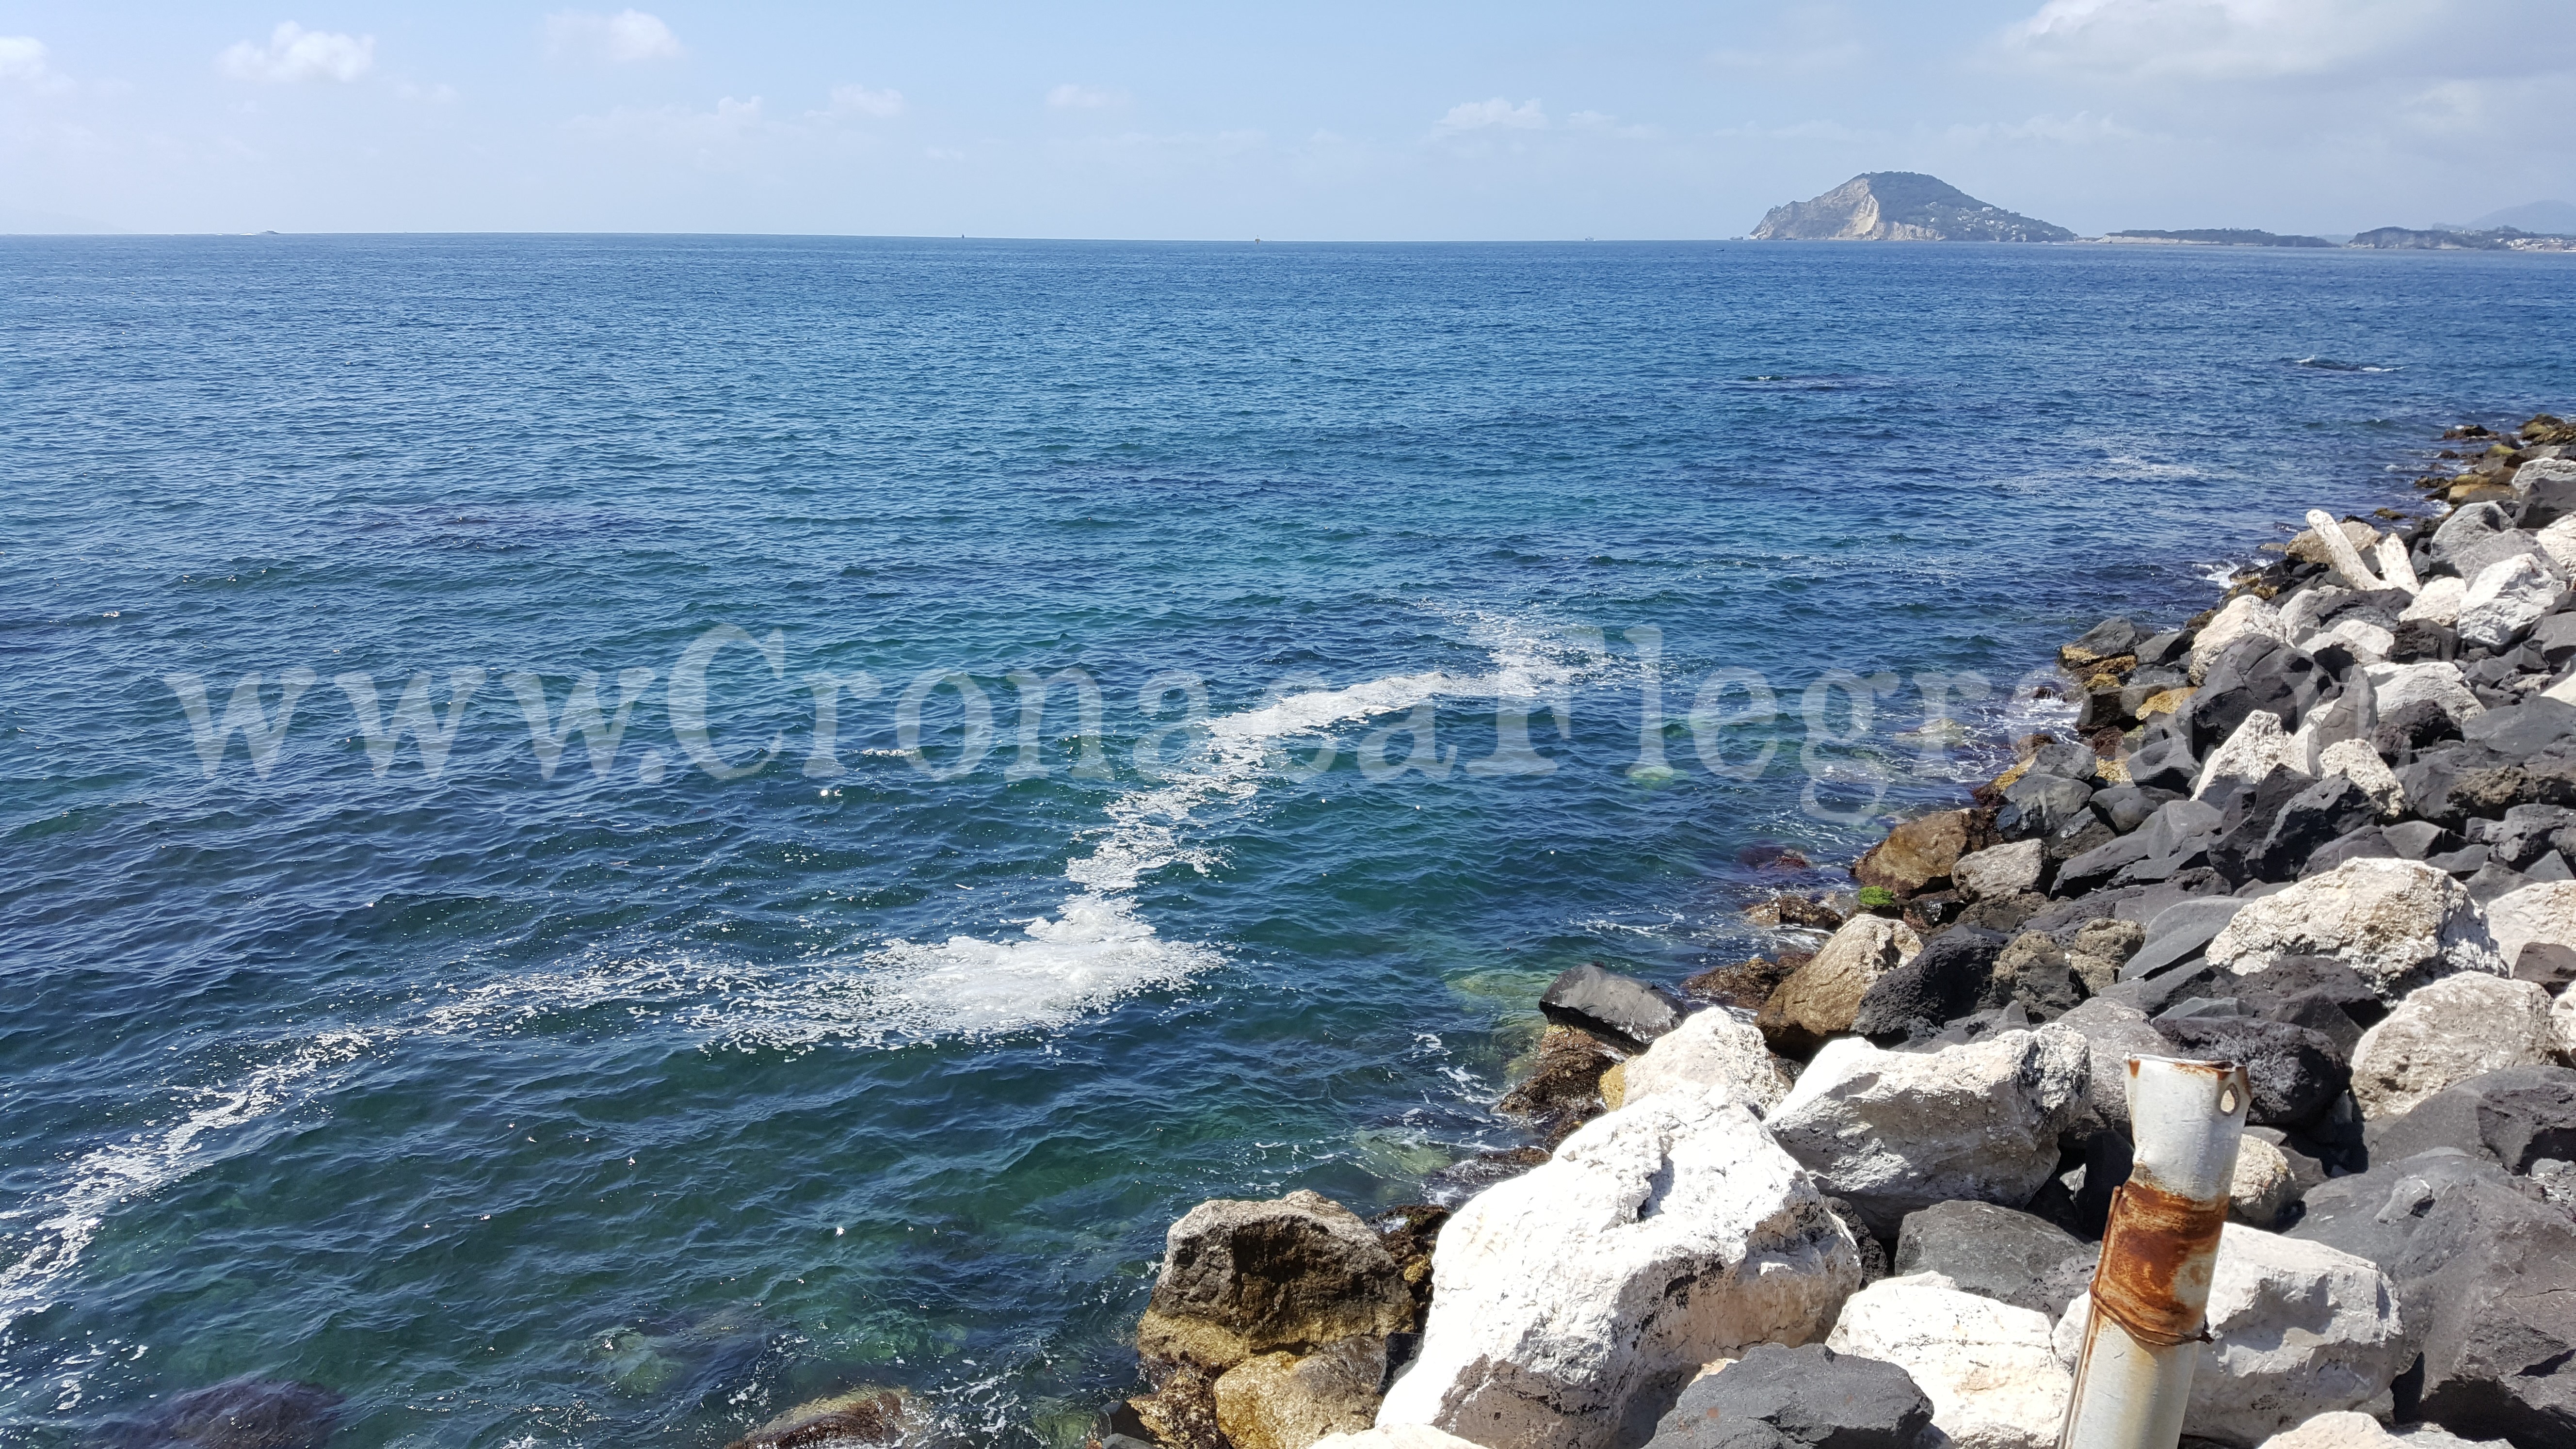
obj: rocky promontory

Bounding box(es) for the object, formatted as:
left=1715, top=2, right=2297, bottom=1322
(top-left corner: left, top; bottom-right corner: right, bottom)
left=1750, top=173, right=2076, bottom=243
left=1099, top=414, right=2576, bottom=1449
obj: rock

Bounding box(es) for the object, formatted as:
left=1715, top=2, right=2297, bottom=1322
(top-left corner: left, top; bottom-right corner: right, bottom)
left=2432, top=503, right=2528, bottom=579
left=2514, top=941, right=2576, bottom=990
left=2322, top=739, right=2408, bottom=818
left=2193, top=644, right=2329, bottom=755
left=2489, top=805, right=2576, bottom=870
left=1758, top=916, right=1925, bottom=1058
left=2457, top=556, right=2564, bottom=651
left=1497, top=1025, right=1624, bottom=1143
left=1370, top=1205, right=1449, bottom=1322
left=2350, top=975, right=2562, bottom=1120
left=1214, top=1338, right=1385, bottom=1449
left=1542, top=965, right=1689, bottom=1049
left=1643, top=1341, right=1936, bottom=1449
left=2156, top=1015, right=2351, bottom=1128
left=1377, top=1093, right=1863, bottom=1449
left=2206, top=858, right=2504, bottom=1000
left=2054, top=830, right=2158, bottom=897
left=2364, top=1065, right=2576, bottom=1174
left=2286, top=1150, right=2576, bottom=1447
left=2051, top=1224, right=2408, bottom=1448
left=1953, top=840, right=2046, bottom=901
left=1622, top=1009, right=1791, bottom=1113
left=2194, top=596, right=2295, bottom=684
left=2365, top=662, right=2487, bottom=728
left=1827, top=1274, right=2070, bottom=1449
left=2304, top=825, right=2400, bottom=880
left=2251, top=774, right=2383, bottom=883
left=1857, top=811, right=1973, bottom=897
left=1137, top=1191, right=1413, bottom=1374
left=2068, top=918, right=2145, bottom=994
left=2402, top=576, right=2471, bottom=628
left=1766, top=1028, right=2091, bottom=1238
left=1308, top=1428, right=1488, bottom=1449
left=1889, top=1200, right=2093, bottom=1318
left=2464, top=701, right=2576, bottom=760
left=2052, top=996, right=2173, bottom=1141
left=1998, top=773, right=2095, bottom=841
left=1987, top=933, right=2086, bottom=1019
left=2127, top=897, right=2250, bottom=980
left=2232, top=1135, right=2302, bottom=1228
left=1685, top=956, right=1802, bottom=1012
left=730, top=1389, right=914, bottom=1449
left=2197, top=711, right=2304, bottom=799
left=105, top=1377, right=343, bottom=1449
left=1850, top=929, right=2012, bottom=1042
left=2254, top=1413, right=2509, bottom=1449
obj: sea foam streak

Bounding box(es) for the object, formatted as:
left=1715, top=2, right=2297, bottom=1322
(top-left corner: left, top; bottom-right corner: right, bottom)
left=0, top=614, right=1608, bottom=1334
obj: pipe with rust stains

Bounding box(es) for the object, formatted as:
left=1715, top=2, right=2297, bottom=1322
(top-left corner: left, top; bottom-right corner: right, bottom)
left=2057, top=1054, right=2251, bottom=1449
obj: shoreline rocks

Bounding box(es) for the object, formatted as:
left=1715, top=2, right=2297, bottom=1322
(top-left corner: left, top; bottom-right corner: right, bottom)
left=1109, top=410, right=2576, bottom=1449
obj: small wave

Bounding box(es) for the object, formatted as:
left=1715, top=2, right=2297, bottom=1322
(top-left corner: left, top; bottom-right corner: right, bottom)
left=2291, top=356, right=2400, bottom=373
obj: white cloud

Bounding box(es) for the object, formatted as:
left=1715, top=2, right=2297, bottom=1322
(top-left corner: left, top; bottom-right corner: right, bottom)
left=2004, top=0, right=2441, bottom=80
left=1436, top=97, right=1547, bottom=133
left=547, top=10, right=684, bottom=65
left=0, top=34, right=73, bottom=94
left=1943, top=110, right=2144, bottom=144
left=1046, top=83, right=1126, bottom=110
left=819, top=83, right=904, bottom=118
left=217, top=23, right=375, bottom=84
left=1567, top=110, right=1658, bottom=139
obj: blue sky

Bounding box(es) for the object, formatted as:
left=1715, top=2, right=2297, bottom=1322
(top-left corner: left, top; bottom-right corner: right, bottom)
left=1, top=1, right=2569, bottom=237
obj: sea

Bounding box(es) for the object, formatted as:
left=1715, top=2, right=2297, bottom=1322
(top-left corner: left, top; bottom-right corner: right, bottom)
left=3, top=236, right=2570, bottom=1447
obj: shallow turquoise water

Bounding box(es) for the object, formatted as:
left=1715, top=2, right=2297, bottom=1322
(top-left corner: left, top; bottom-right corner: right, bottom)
left=2, top=236, right=2570, bottom=1446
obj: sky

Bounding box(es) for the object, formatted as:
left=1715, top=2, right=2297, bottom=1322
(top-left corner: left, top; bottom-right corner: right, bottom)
left=0, top=1, right=2570, bottom=239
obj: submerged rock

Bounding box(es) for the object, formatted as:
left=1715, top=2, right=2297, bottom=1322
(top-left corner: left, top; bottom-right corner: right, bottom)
left=726, top=1388, right=913, bottom=1449
left=102, top=1377, right=343, bottom=1449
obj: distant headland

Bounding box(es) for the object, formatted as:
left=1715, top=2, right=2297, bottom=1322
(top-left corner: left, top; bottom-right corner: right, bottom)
left=1751, top=172, right=2576, bottom=251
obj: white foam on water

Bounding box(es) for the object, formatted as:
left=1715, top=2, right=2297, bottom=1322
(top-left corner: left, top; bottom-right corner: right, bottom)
left=0, top=1031, right=372, bottom=1338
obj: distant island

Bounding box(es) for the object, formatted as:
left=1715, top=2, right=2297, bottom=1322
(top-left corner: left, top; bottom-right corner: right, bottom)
left=1750, top=173, right=2576, bottom=251
left=1749, top=172, right=2075, bottom=243
left=2103, top=228, right=2333, bottom=248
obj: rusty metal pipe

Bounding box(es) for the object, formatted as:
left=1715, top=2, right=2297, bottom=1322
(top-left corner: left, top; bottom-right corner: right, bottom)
left=2057, top=1054, right=2251, bottom=1449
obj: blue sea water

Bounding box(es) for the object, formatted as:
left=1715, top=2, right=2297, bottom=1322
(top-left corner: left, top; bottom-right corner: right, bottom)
left=2, top=236, right=2571, bottom=1447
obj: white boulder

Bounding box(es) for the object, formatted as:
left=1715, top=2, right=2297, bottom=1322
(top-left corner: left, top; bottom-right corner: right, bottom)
left=2483, top=881, right=2576, bottom=972
left=1376, top=1093, right=1862, bottom=1449
left=2206, top=858, right=2504, bottom=1000
left=2351, top=973, right=2563, bottom=1119
left=2054, top=1225, right=2407, bottom=1448
left=2317, top=739, right=2406, bottom=819
left=2361, top=660, right=2484, bottom=725
left=1828, top=1273, right=2069, bottom=1449
left=1765, top=1027, right=2090, bottom=1238
left=1312, top=1428, right=1486, bottom=1449
left=2398, top=576, right=2469, bottom=627
left=1614, top=1008, right=1789, bottom=1115
left=2539, top=515, right=2576, bottom=575
left=2191, top=596, right=2293, bottom=685
left=2256, top=1412, right=2510, bottom=1449
left=2195, top=710, right=2303, bottom=800
left=2455, top=554, right=2563, bottom=651
left=2231, top=1136, right=2300, bottom=1228
left=1953, top=839, right=2046, bottom=902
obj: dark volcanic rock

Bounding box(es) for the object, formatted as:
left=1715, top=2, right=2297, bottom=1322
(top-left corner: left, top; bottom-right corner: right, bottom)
left=1997, top=773, right=2095, bottom=841
left=1684, top=954, right=1802, bottom=1012
left=2249, top=773, right=2382, bottom=882
left=2152, top=1014, right=2350, bottom=1128
left=1851, top=928, right=2010, bottom=1042
left=2190, top=638, right=2325, bottom=752
left=2287, top=1150, right=2576, bottom=1445
left=1539, top=964, right=1686, bottom=1049
left=1891, top=1199, right=2095, bottom=1318
left=2365, top=1066, right=2576, bottom=1175
left=1645, top=1342, right=1936, bottom=1449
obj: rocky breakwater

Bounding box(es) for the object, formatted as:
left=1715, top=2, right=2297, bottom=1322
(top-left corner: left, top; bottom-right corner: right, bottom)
left=1103, top=413, right=2576, bottom=1449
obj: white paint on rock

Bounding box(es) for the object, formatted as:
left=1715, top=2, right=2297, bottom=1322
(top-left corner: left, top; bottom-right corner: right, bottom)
left=1376, top=1091, right=1861, bottom=1449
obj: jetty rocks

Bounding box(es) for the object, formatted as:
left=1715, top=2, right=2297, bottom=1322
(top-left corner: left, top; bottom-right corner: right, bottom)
left=1110, top=412, right=2576, bottom=1449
